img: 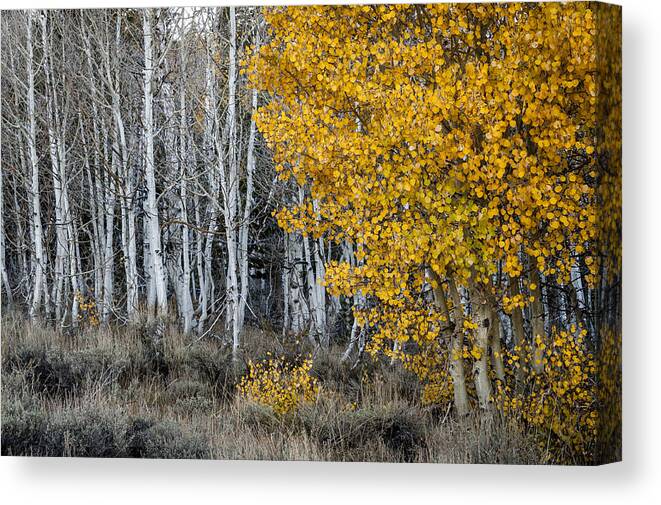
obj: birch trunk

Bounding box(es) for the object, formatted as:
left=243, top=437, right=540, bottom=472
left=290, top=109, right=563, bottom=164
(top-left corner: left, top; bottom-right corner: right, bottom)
left=102, top=145, right=115, bottom=323
left=490, top=307, right=506, bottom=384
left=301, top=231, right=319, bottom=346
left=106, top=16, right=139, bottom=321
left=297, top=188, right=326, bottom=348
left=569, top=262, right=590, bottom=336
left=4, top=41, right=28, bottom=303
left=471, top=284, right=493, bottom=411
left=313, top=235, right=328, bottom=349
left=177, top=37, right=194, bottom=334
left=223, top=6, right=241, bottom=359
left=282, top=233, right=291, bottom=335
left=340, top=242, right=359, bottom=362
left=82, top=31, right=105, bottom=309
left=530, top=267, right=546, bottom=374
left=509, top=277, right=528, bottom=389
left=447, top=278, right=470, bottom=416
left=0, top=157, right=11, bottom=303
left=40, top=11, right=81, bottom=326
left=40, top=13, right=67, bottom=322
left=237, top=28, right=260, bottom=341
left=286, top=232, right=310, bottom=336
left=194, top=193, right=208, bottom=334
left=196, top=23, right=219, bottom=335
left=26, top=11, right=49, bottom=320
left=143, top=10, right=167, bottom=318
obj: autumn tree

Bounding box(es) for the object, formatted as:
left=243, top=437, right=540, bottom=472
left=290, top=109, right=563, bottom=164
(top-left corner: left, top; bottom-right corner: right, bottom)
left=250, top=2, right=620, bottom=459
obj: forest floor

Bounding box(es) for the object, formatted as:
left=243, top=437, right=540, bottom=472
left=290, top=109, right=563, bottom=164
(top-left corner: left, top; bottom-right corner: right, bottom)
left=1, top=312, right=543, bottom=463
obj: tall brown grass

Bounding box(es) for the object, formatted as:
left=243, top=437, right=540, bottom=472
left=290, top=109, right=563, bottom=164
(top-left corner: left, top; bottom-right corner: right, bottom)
left=1, top=312, right=542, bottom=463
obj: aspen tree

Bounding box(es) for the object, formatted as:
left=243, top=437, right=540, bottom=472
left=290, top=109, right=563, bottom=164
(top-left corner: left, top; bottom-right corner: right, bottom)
left=26, top=11, right=49, bottom=319
left=250, top=3, right=615, bottom=415
left=142, top=9, right=168, bottom=318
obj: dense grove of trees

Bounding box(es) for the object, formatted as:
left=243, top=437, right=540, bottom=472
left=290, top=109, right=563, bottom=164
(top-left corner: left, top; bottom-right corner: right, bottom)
left=1, top=4, right=620, bottom=463
left=1, top=8, right=298, bottom=352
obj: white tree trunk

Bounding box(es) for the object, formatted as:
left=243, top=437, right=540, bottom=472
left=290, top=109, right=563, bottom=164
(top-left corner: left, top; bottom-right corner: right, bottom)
left=81, top=118, right=103, bottom=306
left=298, top=188, right=327, bottom=348
left=301, top=232, right=319, bottom=347
left=341, top=242, right=363, bottom=363
left=177, top=37, right=194, bottom=335
left=82, top=31, right=105, bottom=309
left=40, top=13, right=67, bottom=321
left=282, top=233, right=291, bottom=335
left=447, top=278, right=470, bottom=417
left=223, top=6, right=241, bottom=360
left=313, top=235, right=328, bottom=348
left=26, top=11, right=49, bottom=320
left=40, top=12, right=82, bottom=326
left=143, top=10, right=167, bottom=318
left=105, top=16, right=139, bottom=322
left=287, top=232, right=310, bottom=336
left=471, top=284, right=493, bottom=411
left=196, top=23, right=220, bottom=335
left=0, top=155, right=11, bottom=304
left=237, top=28, right=260, bottom=339
left=102, top=142, right=115, bottom=323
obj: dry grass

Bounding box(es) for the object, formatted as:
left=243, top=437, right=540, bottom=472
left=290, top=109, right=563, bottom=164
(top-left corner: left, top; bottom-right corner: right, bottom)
left=1, top=312, right=542, bottom=463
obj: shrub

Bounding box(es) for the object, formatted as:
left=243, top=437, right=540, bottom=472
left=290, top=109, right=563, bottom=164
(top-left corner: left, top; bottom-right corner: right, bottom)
left=422, top=413, right=543, bottom=464
left=138, top=322, right=169, bottom=379
left=235, top=398, right=282, bottom=433
left=310, top=353, right=362, bottom=398
left=165, top=379, right=215, bottom=415
left=237, top=356, right=319, bottom=415
left=186, top=347, right=237, bottom=401
left=1, top=406, right=126, bottom=457
left=3, top=347, right=126, bottom=398
left=1, top=404, right=210, bottom=459
left=21, top=349, right=83, bottom=397
left=299, top=395, right=424, bottom=462
left=125, top=418, right=210, bottom=459
left=172, top=396, right=214, bottom=415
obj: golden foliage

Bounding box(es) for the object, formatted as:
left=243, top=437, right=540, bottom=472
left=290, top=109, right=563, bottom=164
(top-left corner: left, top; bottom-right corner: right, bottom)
left=249, top=2, right=621, bottom=463
left=249, top=3, right=616, bottom=294
left=75, top=291, right=99, bottom=327
left=494, top=327, right=598, bottom=463
left=237, top=356, right=319, bottom=415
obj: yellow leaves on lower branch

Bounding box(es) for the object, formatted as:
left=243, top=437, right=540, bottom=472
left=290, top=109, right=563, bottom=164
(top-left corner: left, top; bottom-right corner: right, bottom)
left=237, top=356, right=319, bottom=415
left=494, top=327, right=599, bottom=463
left=390, top=320, right=610, bottom=464
left=596, top=328, right=622, bottom=452
left=75, top=291, right=99, bottom=327
left=462, top=320, right=478, bottom=331
left=464, top=345, right=483, bottom=361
